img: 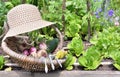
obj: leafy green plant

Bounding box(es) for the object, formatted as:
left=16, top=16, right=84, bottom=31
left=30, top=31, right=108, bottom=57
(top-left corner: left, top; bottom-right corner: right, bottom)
left=78, top=26, right=120, bottom=70
left=90, top=27, right=120, bottom=58
left=78, top=46, right=102, bottom=70
left=0, top=56, right=5, bottom=70
left=28, top=29, right=53, bottom=45
left=27, top=29, right=59, bottom=53
left=67, top=36, right=84, bottom=57
left=0, top=2, right=8, bottom=35
left=63, top=54, right=76, bottom=70
left=41, top=0, right=63, bottom=25
left=64, top=0, right=86, bottom=38
left=0, top=1, right=14, bottom=36
left=89, top=26, right=120, bottom=70
left=10, top=0, right=21, bottom=6
left=64, top=36, right=84, bottom=70
left=111, top=51, right=120, bottom=70
left=64, top=11, right=82, bottom=37
left=39, top=0, right=88, bottom=39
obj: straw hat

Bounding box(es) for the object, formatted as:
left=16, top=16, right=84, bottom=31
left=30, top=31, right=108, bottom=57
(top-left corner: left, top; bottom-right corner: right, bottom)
left=1, top=4, right=65, bottom=72
left=3, top=4, right=54, bottom=40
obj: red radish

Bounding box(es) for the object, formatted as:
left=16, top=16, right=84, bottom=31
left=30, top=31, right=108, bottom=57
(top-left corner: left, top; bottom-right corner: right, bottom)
left=29, top=47, right=37, bottom=54
left=37, top=50, right=48, bottom=58
left=29, top=47, right=37, bottom=58
left=39, top=42, right=47, bottom=50
left=23, top=49, right=29, bottom=56
left=31, top=51, right=37, bottom=58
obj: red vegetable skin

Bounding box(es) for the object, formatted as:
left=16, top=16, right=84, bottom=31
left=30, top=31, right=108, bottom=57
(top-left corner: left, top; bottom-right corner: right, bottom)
left=29, top=47, right=37, bottom=54
left=39, top=42, right=47, bottom=50
left=29, top=47, right=37, bottom=58
left=23, top=49, right=29, bottom=56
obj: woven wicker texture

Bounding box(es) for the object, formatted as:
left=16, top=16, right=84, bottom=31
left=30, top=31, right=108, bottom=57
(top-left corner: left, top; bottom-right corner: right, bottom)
left=1, top=4, right=64, bottom=72
left=2, top=37, right=65, bottom=71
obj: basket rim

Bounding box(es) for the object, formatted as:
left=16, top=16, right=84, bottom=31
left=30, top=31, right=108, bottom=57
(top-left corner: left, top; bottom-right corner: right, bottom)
left=2, top=41, right=65, bottom=64
left=1, top=25, right=64, bottom=64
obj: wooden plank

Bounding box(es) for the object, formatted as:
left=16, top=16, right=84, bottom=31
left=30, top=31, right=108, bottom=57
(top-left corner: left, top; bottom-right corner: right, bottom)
left=0, top=70, right=120, bottom=77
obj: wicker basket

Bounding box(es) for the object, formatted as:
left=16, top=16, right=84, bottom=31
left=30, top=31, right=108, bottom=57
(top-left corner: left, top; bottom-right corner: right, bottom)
left=1, top=26, right=65, bottom=72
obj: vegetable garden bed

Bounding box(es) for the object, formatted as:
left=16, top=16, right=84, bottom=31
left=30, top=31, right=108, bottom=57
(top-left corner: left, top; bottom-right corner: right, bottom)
left=0, top=40, right=120, bottom=69
left=1, top=57, right=120, bottom=77
left=1, top=0, right=120, bottom=77
left=1, top=59, right=120, bottom=77
left=1, top=60, right=120, bottom=77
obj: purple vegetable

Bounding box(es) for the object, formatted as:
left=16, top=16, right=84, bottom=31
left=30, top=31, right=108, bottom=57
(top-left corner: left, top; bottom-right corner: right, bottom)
left=39, top=42, right=47, bottom=50
left=29, top=47, right=37, bottom=54
left=23, top=49, right=29, bottom=56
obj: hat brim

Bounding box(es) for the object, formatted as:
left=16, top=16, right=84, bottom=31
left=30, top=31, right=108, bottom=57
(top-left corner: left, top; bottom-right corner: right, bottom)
left=3, top=20, right=55, bottom=40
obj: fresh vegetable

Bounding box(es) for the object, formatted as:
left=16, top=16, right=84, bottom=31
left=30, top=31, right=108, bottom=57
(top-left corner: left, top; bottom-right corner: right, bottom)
left=78, top=46, right=102, bottom=70
left=30, top=52, right=37, bottom=58
left=37, top=50, right=48, bottom=58
left=46, top=38, right=59, bottom=53
left=110, top=50, right=120, bottom=70
left=55, top=50, right=67, bottom=59
left=23, top=49, right=29, bottom=56
left=29, top=47, right=37, bottom=58
left=67, top=36, right=84, bottom=57
left=0, top=56, right=4, bottom=70
left=64, top=36, right=83, bottom=70
left=90, top=27, right=120, bottom=58
left=39, top=42, right=47, bottom=50
left=29, top=47, right=37, bottom=53
left=38, top=42, right=48, bottom=58
left=64, top=54, right=76, bottom=70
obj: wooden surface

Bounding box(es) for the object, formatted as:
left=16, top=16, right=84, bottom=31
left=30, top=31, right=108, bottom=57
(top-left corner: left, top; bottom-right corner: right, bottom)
left=0, top=70, right=120, bottom=77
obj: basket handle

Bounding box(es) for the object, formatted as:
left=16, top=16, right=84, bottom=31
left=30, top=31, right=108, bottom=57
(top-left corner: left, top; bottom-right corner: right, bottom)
left=51, top=25, right=63, bottom=54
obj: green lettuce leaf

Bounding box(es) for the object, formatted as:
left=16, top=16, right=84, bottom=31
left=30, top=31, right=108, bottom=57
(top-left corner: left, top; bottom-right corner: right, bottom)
left=0, top=56, right=5, bottom=70
left=67, top=37, right=84, bottom=57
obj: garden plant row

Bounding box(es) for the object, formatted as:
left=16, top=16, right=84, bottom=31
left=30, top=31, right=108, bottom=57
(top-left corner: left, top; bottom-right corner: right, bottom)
left=0, top=0, right=120, bottom=72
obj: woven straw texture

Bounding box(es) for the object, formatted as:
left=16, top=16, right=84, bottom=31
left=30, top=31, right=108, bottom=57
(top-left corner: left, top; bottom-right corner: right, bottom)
left=1, top=4, right=64, bottom=72
left=3, top=4, right=54, bottom=40
left=1, top=26, right=64, bottom=71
